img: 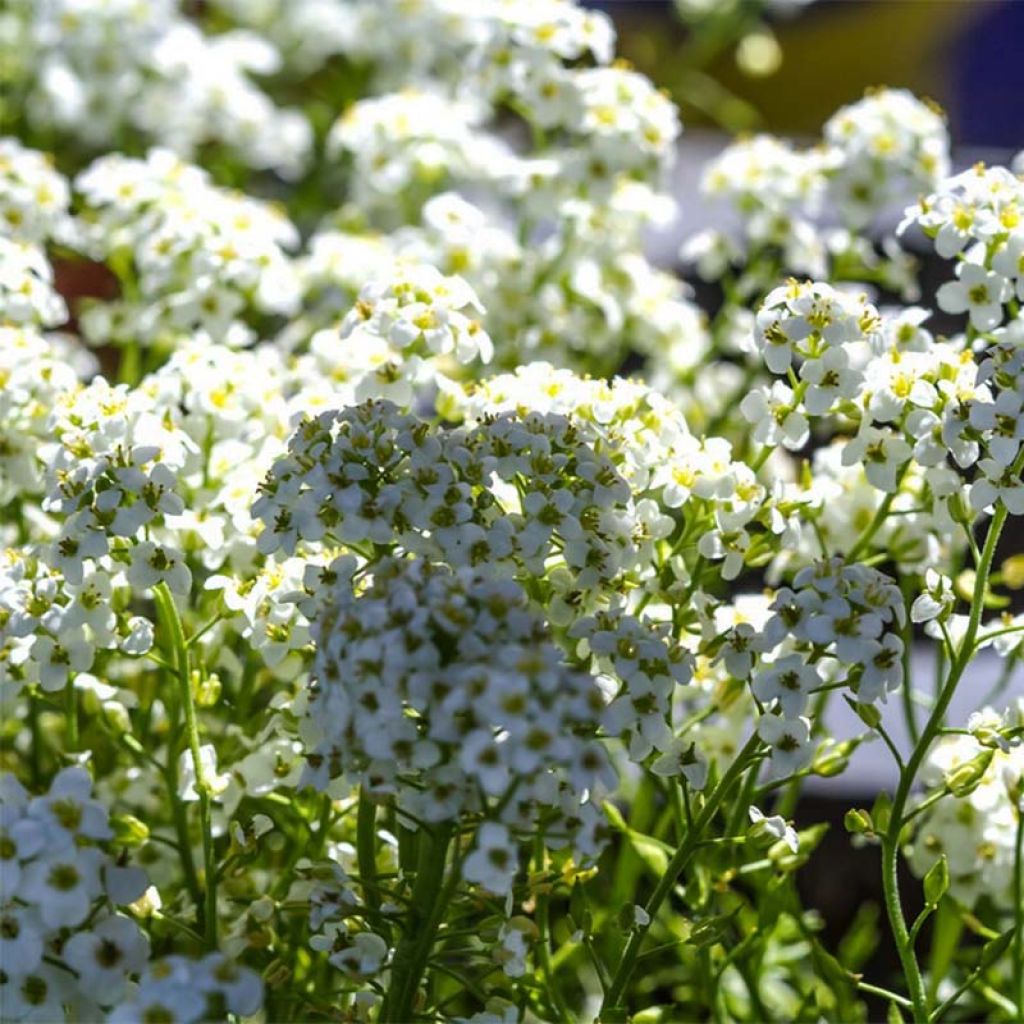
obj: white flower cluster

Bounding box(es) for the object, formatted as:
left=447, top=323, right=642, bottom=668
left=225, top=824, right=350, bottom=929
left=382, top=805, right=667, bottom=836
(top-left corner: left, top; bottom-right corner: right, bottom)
left=0, top=137, right=71, bottom=244
left=0, top=328, right=81, bottom=504
left=327, top=91, right=500, bottom=221
left=685, top=88, right=947, bottom=290
left=326, top=0, right=676, bottom=194
left=5, top=0, right=311, bottom=177
left=202, top=0, right=362, bottom=73
left=752, top=279, right=882, bottom=379
left=823, top=88, right=950, bottom=228
left=106, top=953, right=263, bottom=1024
left=452, top=362, right=763, bottom=581
left=296, top=198, right=704, bottom=374
left=0, top=236, right=66, bottom=329
left=253, top=399, right=639, bottom=601
left=74, top=149, right=300, bottom=349
left=908, top=702, right=1024, bottom=908
left=302, top=555, right=613, bottom=886
left=747, top=558, right=905, bottom=774
left=903, top=164, right=1024, bottom=333
left=0, top=767, right=153, bottom=1019
left=335, top=263, right=494, bottom=401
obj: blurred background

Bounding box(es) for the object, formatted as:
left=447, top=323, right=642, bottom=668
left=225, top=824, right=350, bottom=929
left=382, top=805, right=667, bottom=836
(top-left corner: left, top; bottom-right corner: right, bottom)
left=597, top=0, right=1022, bottom=149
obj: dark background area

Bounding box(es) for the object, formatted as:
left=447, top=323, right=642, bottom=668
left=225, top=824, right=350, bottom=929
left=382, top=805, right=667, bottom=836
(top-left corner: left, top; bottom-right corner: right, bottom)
left=596, top=0, right=1024, bottom=150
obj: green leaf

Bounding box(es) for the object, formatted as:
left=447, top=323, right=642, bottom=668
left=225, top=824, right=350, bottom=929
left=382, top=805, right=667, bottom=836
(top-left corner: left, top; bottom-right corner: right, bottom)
left=603, top=801, right=672, bottom=877
left=923, top=854, right=950, bottom=907
left=887, top=1000, right=905, bottom=1023
left=927, top=900, right=962, bottom=1002
left=837, top=902, right=880, bottom=973
left=688, top=909, right=740, bottom=949
left=569, top=881, right=592, bottom=937
left=981, top=927, right=1015, bottom=964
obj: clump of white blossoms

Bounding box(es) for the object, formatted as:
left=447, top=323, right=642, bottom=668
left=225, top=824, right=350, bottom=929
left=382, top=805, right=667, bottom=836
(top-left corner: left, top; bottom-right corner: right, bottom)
left=302, top=554, right=613, bottom=874
left=4, top=0, right=311, bottom=177
left=74, top=149, right=300, bottom=349
left=822, top=88, right=950, bottom=228
left=5, top=0, right=1024, bottom=1021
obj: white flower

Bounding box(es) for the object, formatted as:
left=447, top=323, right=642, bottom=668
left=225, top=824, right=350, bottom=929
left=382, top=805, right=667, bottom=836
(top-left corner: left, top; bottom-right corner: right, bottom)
left=28, top=765, right=112, bottom=845
left=856, top=633, right=905, bottom=703
left=752, top=654, right=821, bottom=718
left=328, top=933, right=389, bottom=978
left=29, top=628, right=94, bottom=692
left=62, top=914, right=151, bottom=1002
left=21, top=847, right=104, bottom=929
left=911, top=570, right=954, bottom=624
left=969, top=389, right=1024, bottom=467
left=800, top=345, right=862, bottom=415
left=740, top=382, right=809, bottom=450
left=650, top=739, right=708, bottom=789
left=198, top=953, right=264, bottom=1016
left=464, top=822, right=517, bottom=896
left=0, top=905, right=45, bottom=976
left=127, top=542, right=192, bottom=596
left=757, top=713, right=814, bottom=777
left=177, top=745, right=231, bottom=802
left=0, top=964, right=72, bottom=1022
left=970, top=458, right=1024, bottom=515
left=748, top=805, right=799, bottom=853
left=936, top=262, right=1011, bottom=331
left=841, top=426, right=912, bottom=493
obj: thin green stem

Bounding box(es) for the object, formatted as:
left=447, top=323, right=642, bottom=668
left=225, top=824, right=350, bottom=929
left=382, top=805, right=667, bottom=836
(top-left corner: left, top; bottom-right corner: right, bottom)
left=856, top=981, right=914, bottom=1011
left=64, top=676, right=78, bottom=751
left=929, top=928, right=1016, bottom=1021
left=1014, top=801, right=1024, bottom=1022
left=600, top=731, right=762, bottom=1014
left=847, top=467, right=907, bottom=563
left=154, top=582, right=218, bottom=950
left=881, top=498, right=1012, bottom=1022
left=535, top=839, right=573, bottom=1024
left=900, top=578, right=920, bottom=746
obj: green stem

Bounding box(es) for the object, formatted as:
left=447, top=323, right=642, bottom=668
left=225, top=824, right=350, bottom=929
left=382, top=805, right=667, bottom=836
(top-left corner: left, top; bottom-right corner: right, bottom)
left=847, top=481, right=901, bottom=563
left=900, top=577, right=920, bottom=746
left=535, top=840, right=573, bottom=1024
left=881, top=500, right=1010, bottom=1022
left=600, top=731, right=762, bottom=1014
left=165, top=746, right=204, bottom=928
left=380, top=822, right=454, bottom=1023
left=28, top=695, right=41, bottom=787
left=1014, top=802, right=1024, bottom=1022
left=154, top=582, right=218, bottom=950
left=65, top=676, right=78, bottom=751
left=357, top=788, right=382, bottom=920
